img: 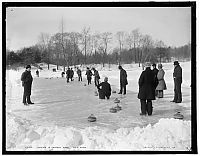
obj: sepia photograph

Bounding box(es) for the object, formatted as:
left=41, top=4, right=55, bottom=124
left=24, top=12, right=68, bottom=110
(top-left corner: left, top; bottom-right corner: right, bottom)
left=2, top=2, right=197, bottom=154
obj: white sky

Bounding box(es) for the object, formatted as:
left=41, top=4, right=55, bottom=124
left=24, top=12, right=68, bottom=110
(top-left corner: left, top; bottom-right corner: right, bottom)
left=6, top=7, right=191, bottom=51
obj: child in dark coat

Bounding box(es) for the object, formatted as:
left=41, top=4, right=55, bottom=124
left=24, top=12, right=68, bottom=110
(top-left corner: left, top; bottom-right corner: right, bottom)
left=97, top=77, right=111, bottom=99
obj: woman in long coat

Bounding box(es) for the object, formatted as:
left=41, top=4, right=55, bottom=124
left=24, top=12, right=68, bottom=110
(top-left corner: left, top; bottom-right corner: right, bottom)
left=138, top=62, right=157, bottom=116
left=156, top=64, right=167, bottom=98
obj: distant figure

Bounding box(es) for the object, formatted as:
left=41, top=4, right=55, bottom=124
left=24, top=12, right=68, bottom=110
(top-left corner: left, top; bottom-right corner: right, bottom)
left=36, top=69, right=39, bottom=77
left=77, top=68, right=82, bottom=81
left=97, top=77, right=111, bottom=99
left=21, top=65, right=34, bottom=106
left=66, top=68, right=71, bottom=83
left=152, top=63, right=159, bottom=97
left=155, top=64, right=167, bottom=98
left=85, top=67, right=93, bottom=85
left=70, top=68, right=74, bottom=81
left=92, top=67, right=100, bottom=87
left=171, top=61, right=182, bottom=103
left=61, top=71, right=65, bottom=78
left=118, top=65, right=128, bottom=95
left=138, top=62, right=158, bottom=116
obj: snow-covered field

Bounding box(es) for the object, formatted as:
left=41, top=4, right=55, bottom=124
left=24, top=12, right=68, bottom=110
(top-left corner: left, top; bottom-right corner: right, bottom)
left=5, top=61, right=192, bottom=151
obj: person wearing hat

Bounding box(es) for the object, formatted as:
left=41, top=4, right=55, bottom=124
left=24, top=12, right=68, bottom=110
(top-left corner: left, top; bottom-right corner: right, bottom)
left=85, top=67, right=93, bottom=85
left=21, top=65, right=34, bottom=105
left=118, top=65, right=128, bottom=95
left=171, top=61, right=182, bottom=103
left=152, top=63, right=159, bottom=97
left=97, top=77, right=111, bottom=99
left=155, top=64, right=167, bottom=98
left=92, top=67, right=100, bottom=87
left=138, top=62, right=158, bottom=116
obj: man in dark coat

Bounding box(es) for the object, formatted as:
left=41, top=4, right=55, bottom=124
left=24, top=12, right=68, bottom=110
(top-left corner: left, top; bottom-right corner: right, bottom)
left=66, top=67, right=71, bottom=83
left=21, top=65, right=34, bottom=105
left=92, top=67, right=100, bottom=87
left=36, top=69, right=39, bottom=77
left=97, top=77, right=111, bottom=99
left=118, top=65, right=128, bottom=95
left=77, top=68, right=82, bottom=81
left=70, top=68, right=74, bottom=81
left=85, top=67, right=92, bottom=85
left=171, top=61, right=182, bottom=103
left=152, top=63, right=159, bottom=97
left=138, top=62, right=158, bottom=116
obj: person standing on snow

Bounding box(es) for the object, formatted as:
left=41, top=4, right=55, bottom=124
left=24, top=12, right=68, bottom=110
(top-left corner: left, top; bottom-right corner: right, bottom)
left=92, top=67, right=100, bottom=87
left=36, top=69, right=39, bottom=77
left=97, top=77, right=111, bottom=99
left=138, top=62, right=158, bottom=116
left=66, top=67, right=71, bottom=83
left=171, top=61, right=182, bottom=103
left=118, top=65, right=128, bottom=95
left=21, top=65, right=34, bottom=106
left=152, top=63, right=159, bottom=97
left=85, top=67, right=92, bottom=85
left=155, top=64, right=167, bottom=98
left=77, top=68, right=82, bottom=81
left=70, top=68, right=74, bottom=81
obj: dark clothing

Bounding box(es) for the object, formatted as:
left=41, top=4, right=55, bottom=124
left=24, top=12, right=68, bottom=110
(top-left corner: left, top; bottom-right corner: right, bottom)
left=119, top=68, right=128, bottom=94
left=36, top=70, right=39, bottom=77
left=138, top=67, right=157, bottom=100
left=61, top=72, right=65, bottom=77
left=173, top=65, right=182, bottom=102
left=77, top=69, right=82, bottom=81
left=70, top=69, right=74, bottom=81
left=97, top=82, right=111, bottom=99
left=152, top=68, right=159, bottom=96
left=93, top=70, right=100, bottom=86
left=86, top=69, right=92, bottom=85
left=21, top=70, right=33, bottom=103
left=66, top=69, right=71, bottom=82
left=140, top=99, right=153, bottom=115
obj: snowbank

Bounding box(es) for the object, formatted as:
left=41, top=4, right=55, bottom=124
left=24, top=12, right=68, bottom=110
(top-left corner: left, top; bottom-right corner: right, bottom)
left=7, top=113, right=191, bottom=151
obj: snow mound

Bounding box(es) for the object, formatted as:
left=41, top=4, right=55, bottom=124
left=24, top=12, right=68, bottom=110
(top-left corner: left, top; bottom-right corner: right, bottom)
left=7, top=113, right=191, bottom=151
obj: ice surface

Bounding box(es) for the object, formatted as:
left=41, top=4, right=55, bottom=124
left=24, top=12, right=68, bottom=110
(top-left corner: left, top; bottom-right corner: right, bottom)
left=5, top=61, right=192, bottom=151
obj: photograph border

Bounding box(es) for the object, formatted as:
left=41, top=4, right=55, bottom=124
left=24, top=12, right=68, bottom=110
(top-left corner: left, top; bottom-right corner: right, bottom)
left=2, top=1, right=197, bottom=154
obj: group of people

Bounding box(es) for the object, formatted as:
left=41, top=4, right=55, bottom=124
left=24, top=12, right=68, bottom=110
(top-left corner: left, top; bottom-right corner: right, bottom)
left=21, top=61, right=182, bottom=116
left=138, top=61, right=182, bottom=116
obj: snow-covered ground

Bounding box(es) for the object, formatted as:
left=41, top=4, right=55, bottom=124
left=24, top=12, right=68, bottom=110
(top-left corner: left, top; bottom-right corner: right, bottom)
left=6, top=61, right=192, bottom=151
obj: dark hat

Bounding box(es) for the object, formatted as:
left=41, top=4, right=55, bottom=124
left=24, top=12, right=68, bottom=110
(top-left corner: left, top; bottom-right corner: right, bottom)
left=174, top=61, right=179, bottom=65
left=152, top=63, right=156, bottom=67
left=118, top=65, right=122, bottom=69
left=26, top=65, right=31, bottom=69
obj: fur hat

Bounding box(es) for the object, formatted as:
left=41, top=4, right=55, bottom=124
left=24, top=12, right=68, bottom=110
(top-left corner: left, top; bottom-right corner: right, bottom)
left=104, top=77, right=108, bottom=82
left=152, top=63, right=156, bottom=67
left=158, top=64, right=163, bottom=68
left=118, top=65, right=122, bottom=69
left=26, top=65, right=31, bottom=69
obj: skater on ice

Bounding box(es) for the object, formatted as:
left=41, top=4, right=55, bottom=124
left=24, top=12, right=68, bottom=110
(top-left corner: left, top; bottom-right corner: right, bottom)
left=97, top=77, right=111, bottom=99
left=138, top=62, right=158, bottom=116
left=118, top=65, right=128, bottom=95
left=21, top=65, right=34, bottom=106
left=92, top=67, right=100, bottom=87
left=155, top=64, right=167, bottom=98
left=171, top=61, right=182, bottom=103
left=85, top=67, right=92, bottom=85
left=77, top=67, right=82, bottom=81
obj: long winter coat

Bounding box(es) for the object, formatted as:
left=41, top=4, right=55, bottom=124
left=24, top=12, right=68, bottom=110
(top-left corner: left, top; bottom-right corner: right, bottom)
left=97, top=82, right=111, bottom=96
left=156, top=68, right=167, bottom=91
left=21, top=70, right=33, bottom=96
left=138, top=67, right=157, bottom=100
left=120, top=69, right=128, bottom=86
left=86, top=70, right=92, bottom=79
left=173, top=65, right=182, bottom=84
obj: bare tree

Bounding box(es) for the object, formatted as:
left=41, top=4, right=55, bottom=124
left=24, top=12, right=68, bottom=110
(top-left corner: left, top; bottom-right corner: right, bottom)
left=81, top=27, right=90, bottom=65
left=131, top=29, right=140, bottom=63
left=38, top=33, right=51, bottom=70
left=116, top=31, right=126, bottom=65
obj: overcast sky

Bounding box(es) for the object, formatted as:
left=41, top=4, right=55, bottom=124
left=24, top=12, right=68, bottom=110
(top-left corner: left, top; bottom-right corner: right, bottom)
left=6, top=7, right=191, bottom=51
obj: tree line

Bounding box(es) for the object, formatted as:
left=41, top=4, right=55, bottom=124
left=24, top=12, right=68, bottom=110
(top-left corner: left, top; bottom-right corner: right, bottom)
left=6, top=28, right=191, bottom=70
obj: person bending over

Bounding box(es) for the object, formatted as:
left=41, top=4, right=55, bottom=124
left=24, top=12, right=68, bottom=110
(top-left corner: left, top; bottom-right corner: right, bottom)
left=97, top=77, right=111, bottom=99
